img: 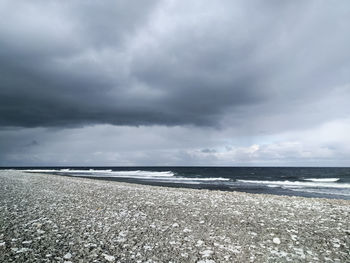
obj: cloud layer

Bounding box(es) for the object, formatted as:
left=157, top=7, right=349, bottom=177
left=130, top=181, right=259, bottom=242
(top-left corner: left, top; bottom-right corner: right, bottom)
left=1, top=0, right=349, bottom=129
left=1, top=119, right=350, bottom=166
left=1, top=1, right=350, bottom=165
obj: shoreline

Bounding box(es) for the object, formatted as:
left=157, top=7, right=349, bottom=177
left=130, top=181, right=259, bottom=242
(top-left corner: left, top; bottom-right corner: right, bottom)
left=1, top=170, right=349, bottom=262
left=61, top=174, right=350, bottom=201
left=10, top=167, right=350, bottom=200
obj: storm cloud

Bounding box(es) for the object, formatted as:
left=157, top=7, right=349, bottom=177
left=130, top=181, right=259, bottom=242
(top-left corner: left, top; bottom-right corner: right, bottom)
left=1, top=1, right=350, bottom=165
left=1, top=0, right=349, bottom=128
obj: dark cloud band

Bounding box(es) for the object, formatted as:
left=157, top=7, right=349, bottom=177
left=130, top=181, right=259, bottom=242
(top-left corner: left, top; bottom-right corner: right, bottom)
left=0, top=0, right=349, bottom=129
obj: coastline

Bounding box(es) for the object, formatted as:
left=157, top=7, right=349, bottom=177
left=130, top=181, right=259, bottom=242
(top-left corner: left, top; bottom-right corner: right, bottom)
left=0, top=170, right=349, bottom=262
left=14, top=167, right=350, bottom=200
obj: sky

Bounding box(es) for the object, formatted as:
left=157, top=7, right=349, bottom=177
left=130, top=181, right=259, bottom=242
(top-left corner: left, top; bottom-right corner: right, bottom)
left=0, top=0, right=350, bottom=166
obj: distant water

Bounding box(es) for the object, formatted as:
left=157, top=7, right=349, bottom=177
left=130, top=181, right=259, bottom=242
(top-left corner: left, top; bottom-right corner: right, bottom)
left=7, top=167, right=350, bottom=200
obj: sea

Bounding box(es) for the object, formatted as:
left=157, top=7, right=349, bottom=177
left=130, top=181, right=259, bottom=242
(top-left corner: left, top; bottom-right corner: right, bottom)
left=6, top=167, right=350, bottom=200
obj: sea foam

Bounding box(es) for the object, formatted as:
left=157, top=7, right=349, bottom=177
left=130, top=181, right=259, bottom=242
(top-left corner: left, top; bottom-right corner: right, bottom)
left=23, top=169, right=230, bottom=182
left=304, top=178, right=340, bottom=182
left=236, top=179, right=350, bottom=189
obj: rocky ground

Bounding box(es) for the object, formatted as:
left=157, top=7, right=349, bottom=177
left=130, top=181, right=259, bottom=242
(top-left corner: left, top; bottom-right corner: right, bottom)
left=0, top=170, right=349, bottom=262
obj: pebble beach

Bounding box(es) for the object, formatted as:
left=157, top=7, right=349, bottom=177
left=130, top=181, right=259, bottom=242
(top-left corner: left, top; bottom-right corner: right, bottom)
left=0, top=170, right=349, bottom=262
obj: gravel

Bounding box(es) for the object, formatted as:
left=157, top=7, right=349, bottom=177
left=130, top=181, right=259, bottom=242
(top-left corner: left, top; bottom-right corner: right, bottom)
left=0, top=170, right=349, bottom=262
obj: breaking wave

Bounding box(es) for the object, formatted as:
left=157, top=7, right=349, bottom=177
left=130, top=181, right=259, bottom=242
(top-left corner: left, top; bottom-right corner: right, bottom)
left=304, top=178, right=340, bottom=182
left=23, top=169, right=228, bottom=182
left=236, top=179, right=350, bottom=189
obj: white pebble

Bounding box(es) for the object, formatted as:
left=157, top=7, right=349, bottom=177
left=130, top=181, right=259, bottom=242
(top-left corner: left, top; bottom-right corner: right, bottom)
left=104, top=254, right=115, bottom=262
left=63, top=252, right=72, bottom=259
left=273, top=237, right=281, bottom=245
left=16, top=248, right=31, bottom=253
left=197, top=260, right=216, bottom=263
left=196, top=240, right=204, bottom=247
left=200, top=250, right=213, bottom=258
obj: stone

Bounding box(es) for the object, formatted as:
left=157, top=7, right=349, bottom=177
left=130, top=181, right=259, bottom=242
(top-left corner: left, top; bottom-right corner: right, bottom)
left=273, top=237, right=281, bottom=245
left=63, top=252, right=72, bottom=259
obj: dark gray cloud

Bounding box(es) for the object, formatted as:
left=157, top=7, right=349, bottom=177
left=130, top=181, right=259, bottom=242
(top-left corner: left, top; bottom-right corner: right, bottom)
left=1, top=0, right=349, bottom=129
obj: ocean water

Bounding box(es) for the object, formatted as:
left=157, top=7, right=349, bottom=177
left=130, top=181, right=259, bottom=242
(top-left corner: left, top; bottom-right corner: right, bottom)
left=9, top=167, right=350, bottom=200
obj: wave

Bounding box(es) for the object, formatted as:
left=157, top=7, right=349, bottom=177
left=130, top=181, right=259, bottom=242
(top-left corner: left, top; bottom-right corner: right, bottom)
left=23, top=169, right=59, bottom=173
left=236, top=180, right=350, bottom=189
left=58, top=169, right=113, bottom=173
left=155, top=177, right=230, bottom=182
left=106, top=170, right=174, bottom=177
left=23, top=169, right=229, bottom=182
left=304, top=178, right=340, bottom=182
left=24, top=169, right=175, bottom=177
left=24, top=168, right=114, bottom=174
left=67, top=171, right=228, bottom=181
left=288, top=187, right=350, bottom=197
